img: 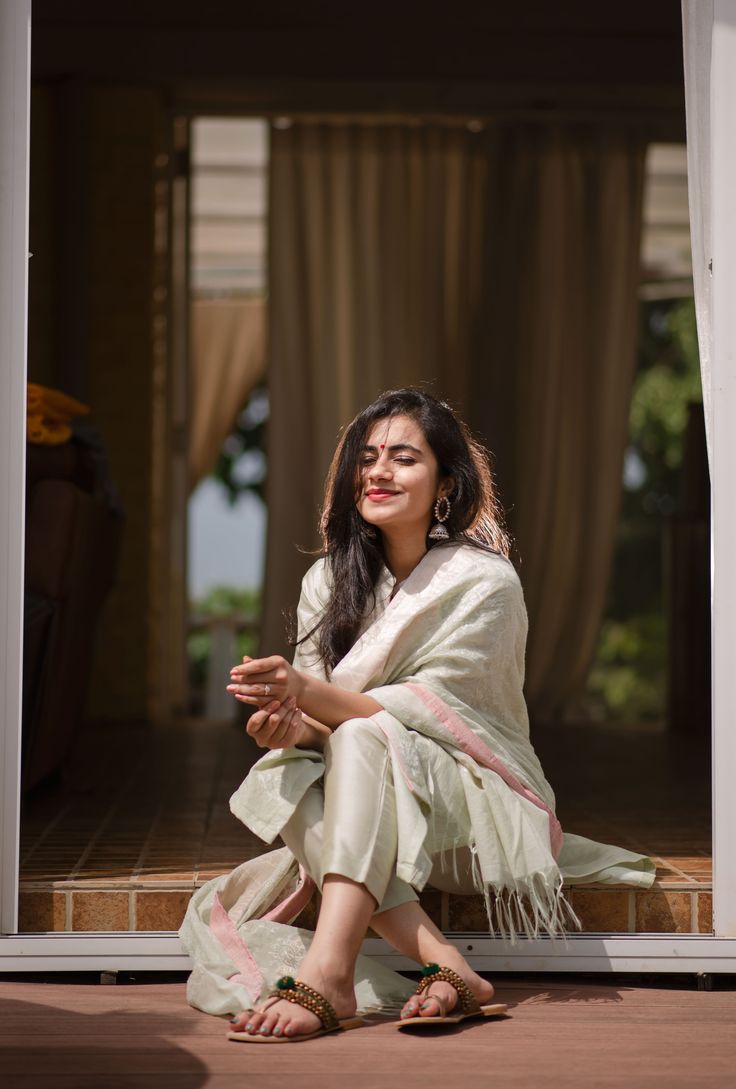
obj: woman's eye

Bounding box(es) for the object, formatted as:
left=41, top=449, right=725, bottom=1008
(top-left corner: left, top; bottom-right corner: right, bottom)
left=395, top=457, right=415, bottom=465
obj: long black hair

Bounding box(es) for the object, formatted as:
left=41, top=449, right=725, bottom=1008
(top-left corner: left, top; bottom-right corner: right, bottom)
left=302, top=388, right=511, bottom=673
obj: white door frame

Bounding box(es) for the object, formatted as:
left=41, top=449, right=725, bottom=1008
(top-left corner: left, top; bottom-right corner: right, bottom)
left=709, top=0, right=736, bottom=941
left=0, top=0, right=31, bottom=941
left=1, top=0, right=735, bottom=973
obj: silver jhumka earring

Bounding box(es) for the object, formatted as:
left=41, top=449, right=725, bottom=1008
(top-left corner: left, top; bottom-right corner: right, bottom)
left=428, top=496, right=451, bottom=541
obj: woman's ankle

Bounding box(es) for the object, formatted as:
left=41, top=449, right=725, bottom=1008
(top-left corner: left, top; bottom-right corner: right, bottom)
left=416, top=936, right=459, bottom=968
left=298, top=949, right=357, bottom=997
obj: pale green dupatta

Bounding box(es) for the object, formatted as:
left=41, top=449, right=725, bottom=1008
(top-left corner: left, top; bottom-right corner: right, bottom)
left=181, top=542, right=654, bottom=1016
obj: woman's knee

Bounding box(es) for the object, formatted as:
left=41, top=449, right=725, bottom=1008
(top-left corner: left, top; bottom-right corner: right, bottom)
left=324, top=718, right=391, bottom=781
left=325, top=716, right=387, bottom=761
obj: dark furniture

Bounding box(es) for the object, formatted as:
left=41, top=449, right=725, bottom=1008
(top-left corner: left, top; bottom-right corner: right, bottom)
left=22, top=436, right=123, bottom=790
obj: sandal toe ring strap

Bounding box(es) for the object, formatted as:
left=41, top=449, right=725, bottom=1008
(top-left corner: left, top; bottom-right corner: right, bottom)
left=415, top=964, right=481, bottom=1015
left=269, top=976, right=340, bottom=1031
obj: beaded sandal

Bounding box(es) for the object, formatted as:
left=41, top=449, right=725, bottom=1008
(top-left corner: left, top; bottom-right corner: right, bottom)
left=227, top=976, right=365, bottom=1044
left=396, top=963, right=508, bottom=1030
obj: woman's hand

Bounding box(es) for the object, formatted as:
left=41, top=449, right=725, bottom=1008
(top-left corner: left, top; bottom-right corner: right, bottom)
left=228, top=652, right=382, bottom=730
left=227, top=655, right=303, bottom=708
left=245, top=697, right=304, bottom=750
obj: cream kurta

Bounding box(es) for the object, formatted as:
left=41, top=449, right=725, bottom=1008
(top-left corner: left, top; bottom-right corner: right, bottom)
left=181, top=541, right=654, bottom=1016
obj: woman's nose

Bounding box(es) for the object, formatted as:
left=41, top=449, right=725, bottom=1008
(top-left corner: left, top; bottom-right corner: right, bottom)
left=367, top=458, right=392, bottom=483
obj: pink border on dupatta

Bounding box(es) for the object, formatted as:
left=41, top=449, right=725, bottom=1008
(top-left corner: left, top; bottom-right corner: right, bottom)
left=208, top=866, right=317, bottom=998
left=209, top=892, right=265, bottom=996
left=404, top=682, right=564, bottom=858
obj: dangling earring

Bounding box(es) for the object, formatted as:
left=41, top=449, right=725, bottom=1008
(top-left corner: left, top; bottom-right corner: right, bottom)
left=428, top=496, right=451, bottom=541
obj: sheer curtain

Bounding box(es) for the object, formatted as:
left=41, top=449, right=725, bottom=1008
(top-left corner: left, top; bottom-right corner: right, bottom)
left=263, top=120, right=646, bottom=721
left=189, top=296, right=266, bottom=491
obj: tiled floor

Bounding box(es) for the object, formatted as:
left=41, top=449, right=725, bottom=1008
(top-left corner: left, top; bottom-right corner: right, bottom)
left=18, top=719, right=712, bottom=935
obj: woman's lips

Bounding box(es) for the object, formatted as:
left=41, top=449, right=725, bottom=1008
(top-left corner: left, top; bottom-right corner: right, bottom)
left=365, top=489, right=398, bottom=501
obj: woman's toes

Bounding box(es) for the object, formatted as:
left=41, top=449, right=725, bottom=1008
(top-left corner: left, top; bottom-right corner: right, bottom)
left=273, top=1012, right=295, bottom=1038
left=283, top=1016, right=299, bottom=1037
left=245, top=1011, right=264, bottom=1034
left=258, top=1011, right=279, bottom=1037
left=419, top=995, right=442, bottom=1017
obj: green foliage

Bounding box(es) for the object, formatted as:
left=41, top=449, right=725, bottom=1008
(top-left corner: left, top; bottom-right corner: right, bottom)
left=191, top=585, right=261, bottom=617
left=587, top=614, right=667, bottom=721
left=585, top=296, right=702, bottom=722
left=187, top=585, right=262, bottom=706
left=627, top=296, right=701, bottom=479
left=624, top=298, right=702, bottom=513
left=211, top=385, right=268, bottom=505
left=629, top=362, right=702, bottom=473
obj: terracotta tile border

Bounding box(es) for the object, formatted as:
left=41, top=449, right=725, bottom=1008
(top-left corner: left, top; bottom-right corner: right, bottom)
left=71, top=891, right=129, bottom=931
left=16, top=873, right=714, bottom=935
left=697, top=891, right=713, bottom=934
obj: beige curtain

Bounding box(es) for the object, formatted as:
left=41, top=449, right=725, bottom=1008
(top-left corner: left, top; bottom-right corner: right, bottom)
left=189, top=296, right=266, bottom=490
left=263, top=121, right=646, bottom=722
left=261, top=122, right=490, bottom=653
left=470, top=126, right=646, bottom=718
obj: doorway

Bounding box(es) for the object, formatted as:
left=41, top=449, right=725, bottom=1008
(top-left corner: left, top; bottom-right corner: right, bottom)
left=15, top=117, right=712, bottom=940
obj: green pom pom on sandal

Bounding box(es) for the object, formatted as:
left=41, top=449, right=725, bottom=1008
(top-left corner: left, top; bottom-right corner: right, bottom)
left=421, top=963, right=441, bottom=977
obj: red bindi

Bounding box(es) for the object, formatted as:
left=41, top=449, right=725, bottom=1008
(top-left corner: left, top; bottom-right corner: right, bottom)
left=379, top=443, right=385, bottom=449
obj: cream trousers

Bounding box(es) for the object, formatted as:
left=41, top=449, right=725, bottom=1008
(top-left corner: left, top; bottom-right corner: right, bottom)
left=279, top=717, right=479, bottom=914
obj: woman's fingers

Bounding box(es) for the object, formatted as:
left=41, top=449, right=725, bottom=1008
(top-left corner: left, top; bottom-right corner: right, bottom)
left=246, top=701, right=286, bottom=745
left=227, top=674, right=286, bottom=703
left=261, top=702, right=300, bottom=748
left=227, top=659, right=287, bottom=703
left=231, top=689, right=279, bottom=706
left=269, top=700, right=301, bottom=746
left=246, top=655, right=285, bottom=672
left=246, top=700, right=301, bottom=749
left=230, top=655, right=286, bottom=682
left=246, top=702, right=280, bottom=741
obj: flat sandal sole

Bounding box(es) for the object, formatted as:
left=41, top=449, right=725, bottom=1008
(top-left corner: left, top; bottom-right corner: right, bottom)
left=396, top=1003, right=508, bottom=1029
left=228, top=1017, right=365, bottom=1043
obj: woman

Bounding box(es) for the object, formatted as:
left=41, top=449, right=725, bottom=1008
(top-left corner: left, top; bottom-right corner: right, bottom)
left=181, top=388, right=654, bottom=1042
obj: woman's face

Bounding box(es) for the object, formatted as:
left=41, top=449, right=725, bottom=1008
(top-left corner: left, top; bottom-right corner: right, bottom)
left=356, top=414, right=451, bottom=537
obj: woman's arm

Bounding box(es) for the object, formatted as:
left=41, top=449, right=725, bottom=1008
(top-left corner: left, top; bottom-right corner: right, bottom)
left=296, top=713, right=333, bottom=751
left=227, top=655, right=382, bottom=728
left=296, top=673, right=383, bottom=728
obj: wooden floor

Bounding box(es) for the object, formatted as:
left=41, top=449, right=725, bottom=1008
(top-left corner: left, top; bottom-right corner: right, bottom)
left=1, top=976, right=735, bottom=1088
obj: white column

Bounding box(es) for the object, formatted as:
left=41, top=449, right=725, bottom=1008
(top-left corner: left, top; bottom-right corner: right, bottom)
left=0, top=0, right=31, bottom=935
left=711, top=0, right=736, bottom=938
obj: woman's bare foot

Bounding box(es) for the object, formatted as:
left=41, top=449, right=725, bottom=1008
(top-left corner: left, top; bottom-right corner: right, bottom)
left=399, top=950, right=495, bottom=1021
left=229, top=957, right=357, bottom=1039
